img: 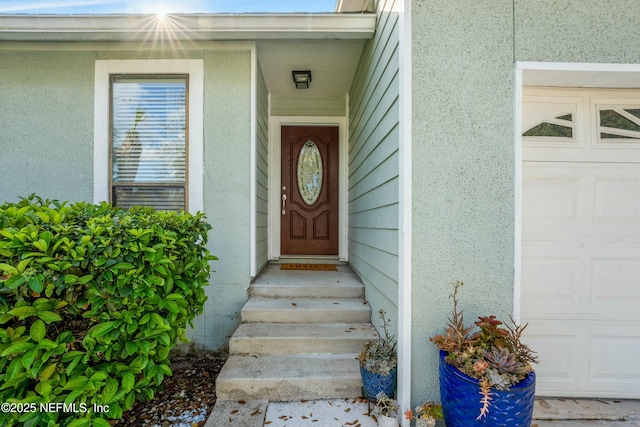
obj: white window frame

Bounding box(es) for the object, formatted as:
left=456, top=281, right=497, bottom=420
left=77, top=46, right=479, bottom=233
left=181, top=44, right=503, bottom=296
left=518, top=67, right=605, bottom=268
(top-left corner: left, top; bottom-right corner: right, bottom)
left=94, top=59, right=204, bottom=213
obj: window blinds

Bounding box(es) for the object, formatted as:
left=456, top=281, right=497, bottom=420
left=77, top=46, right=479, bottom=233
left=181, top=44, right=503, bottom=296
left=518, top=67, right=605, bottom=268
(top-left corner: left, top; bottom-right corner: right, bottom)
left=111, top=76, right=187, bottom=210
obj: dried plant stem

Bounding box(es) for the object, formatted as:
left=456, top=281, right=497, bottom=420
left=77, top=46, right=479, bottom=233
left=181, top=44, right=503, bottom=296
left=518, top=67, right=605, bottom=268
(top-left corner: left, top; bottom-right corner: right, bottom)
left=477, top=378, right=493, bottom=420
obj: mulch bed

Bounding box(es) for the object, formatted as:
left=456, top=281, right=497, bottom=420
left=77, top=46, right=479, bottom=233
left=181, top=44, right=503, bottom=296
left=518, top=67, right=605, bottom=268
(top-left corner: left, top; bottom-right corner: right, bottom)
left=111, top=351, right=227, bottom=427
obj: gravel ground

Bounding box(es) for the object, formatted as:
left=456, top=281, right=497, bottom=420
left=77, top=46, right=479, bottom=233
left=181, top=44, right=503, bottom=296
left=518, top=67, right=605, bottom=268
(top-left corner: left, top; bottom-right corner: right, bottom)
left=111, top=350, right=227, bottom=427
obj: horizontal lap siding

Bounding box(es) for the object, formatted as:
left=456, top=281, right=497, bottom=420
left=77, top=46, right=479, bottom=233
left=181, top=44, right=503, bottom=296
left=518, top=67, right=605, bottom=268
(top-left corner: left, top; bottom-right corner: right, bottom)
left=270, top=96, right=346, bottom=117
left=255, top=61, right=269, bottom=272
left=348, top=0, right=400, bottom=314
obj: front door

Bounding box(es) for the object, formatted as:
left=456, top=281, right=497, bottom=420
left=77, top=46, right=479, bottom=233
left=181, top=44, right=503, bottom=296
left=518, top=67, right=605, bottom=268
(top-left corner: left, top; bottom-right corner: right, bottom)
left=281, top=125, right=339, bottom=255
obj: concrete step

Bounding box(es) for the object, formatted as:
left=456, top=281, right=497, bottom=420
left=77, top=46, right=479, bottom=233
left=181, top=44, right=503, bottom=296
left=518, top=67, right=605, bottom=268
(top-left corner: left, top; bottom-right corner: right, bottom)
left=241, top=298, right=371, bottom=323
left=271, top=257, right=345, bottom=265
left=215, top=354, right=362, bottom=401
left=249, top=264, right=364, bottom=299
left=249, top=282, right=363, bottom=299
left=229, top=323, right=378, bottom=355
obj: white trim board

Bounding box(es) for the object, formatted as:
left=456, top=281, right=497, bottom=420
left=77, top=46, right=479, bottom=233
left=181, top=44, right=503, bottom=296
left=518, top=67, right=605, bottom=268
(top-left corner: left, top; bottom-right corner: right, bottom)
left=513, top=61, right=640, bottom=322
left=397, top=0, right=412, bottom=424
left=268, top=116, right=348, bottom=261
left=250, top=43, right=258, bottom=277
left=93, top=59, right=204, bottom=214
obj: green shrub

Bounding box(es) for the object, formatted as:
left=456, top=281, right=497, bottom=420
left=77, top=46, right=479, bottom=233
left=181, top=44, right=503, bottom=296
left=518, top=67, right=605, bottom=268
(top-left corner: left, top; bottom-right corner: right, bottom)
left=0, top=195, right=216, bottom=427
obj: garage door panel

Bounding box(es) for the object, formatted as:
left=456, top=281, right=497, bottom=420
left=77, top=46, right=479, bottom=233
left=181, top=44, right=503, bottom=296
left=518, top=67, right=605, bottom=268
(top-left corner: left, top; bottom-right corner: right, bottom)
left=592, top=257, right=640, bottom=303
left=594, top=177, right=640, bottom=225
left=524, top=162, right=640, bottom=240
left=521, top=254, right=579, bottom=302
left=590, top=335, right=640, bottom=387
left=523, top=243, right=640, bottom=319
left=526, top=329, right=580, bottom=380
left=526, top=324, right=583, bottom=396
left=528, top=323, right=640, bottom=396
left=523, top=88, right=640, bottom=398
left=523, top=176, right=579, bottom=221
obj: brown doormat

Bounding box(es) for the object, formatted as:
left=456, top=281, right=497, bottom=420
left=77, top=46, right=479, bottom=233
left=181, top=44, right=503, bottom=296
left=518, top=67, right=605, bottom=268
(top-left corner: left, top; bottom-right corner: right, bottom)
left=280, top=263, right=337, bottom=271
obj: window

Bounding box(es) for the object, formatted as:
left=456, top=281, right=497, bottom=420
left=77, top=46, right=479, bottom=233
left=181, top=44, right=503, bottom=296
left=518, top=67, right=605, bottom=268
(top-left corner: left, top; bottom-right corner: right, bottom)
left=94, top=60, right=203, bottom=213
left=111, top=75, right=188, bottom=210
left=522, top=100, right=577, bottom=141
left=597, top=106, right=640, bottom=141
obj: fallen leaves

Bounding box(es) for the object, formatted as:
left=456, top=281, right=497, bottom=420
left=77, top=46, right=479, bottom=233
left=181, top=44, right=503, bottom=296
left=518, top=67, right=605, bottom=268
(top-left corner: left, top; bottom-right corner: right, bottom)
left=264, top=399, right=377, bottom=427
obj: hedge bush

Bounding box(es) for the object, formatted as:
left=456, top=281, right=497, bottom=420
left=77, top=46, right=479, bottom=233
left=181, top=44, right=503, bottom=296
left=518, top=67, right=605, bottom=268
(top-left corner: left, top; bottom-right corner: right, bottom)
left=0, top=196, right=216, bottom=427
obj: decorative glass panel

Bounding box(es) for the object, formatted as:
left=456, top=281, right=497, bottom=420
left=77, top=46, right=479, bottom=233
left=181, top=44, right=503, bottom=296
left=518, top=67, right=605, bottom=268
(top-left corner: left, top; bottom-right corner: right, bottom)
left=523, top=113, right=574, bottom=138
left=522, top=100, right=576, bottom=141
left=599, top=108, right=640, bottom=140
left=297, top=141, right=323, bottom=205
left=111, top=75, right=187, bottom=210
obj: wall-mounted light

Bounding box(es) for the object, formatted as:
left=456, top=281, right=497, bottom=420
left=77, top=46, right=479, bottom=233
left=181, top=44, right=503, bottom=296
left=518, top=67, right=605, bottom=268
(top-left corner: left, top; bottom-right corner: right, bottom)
left=292, top=70, right=312, bottom=89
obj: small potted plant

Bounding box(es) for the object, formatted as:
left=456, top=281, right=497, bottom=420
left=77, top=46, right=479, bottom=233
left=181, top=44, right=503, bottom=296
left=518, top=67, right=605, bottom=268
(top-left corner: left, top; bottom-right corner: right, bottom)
left=358, top=309, right=398, bottom=399
left=375, top=392, right=399, bottom=427
left=404, top=401, right=443, bottom=427
left=430, top=281, right=538, bottom=427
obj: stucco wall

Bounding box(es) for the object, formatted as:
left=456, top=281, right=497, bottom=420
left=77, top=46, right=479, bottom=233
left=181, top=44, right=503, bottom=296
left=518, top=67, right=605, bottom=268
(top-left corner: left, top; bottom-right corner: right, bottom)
left=411, top=0, right=640, bottom=405
left=188, top=49, right=252, bottom=350
left=515, top=0, right=640, bottom=63
left=0, top=50, right=96, bottom=202
left=411, top=0, right=515, bottom=403
left=0, top=44, right=253, bottom=351
left=348, top=0, right=400, bottom=337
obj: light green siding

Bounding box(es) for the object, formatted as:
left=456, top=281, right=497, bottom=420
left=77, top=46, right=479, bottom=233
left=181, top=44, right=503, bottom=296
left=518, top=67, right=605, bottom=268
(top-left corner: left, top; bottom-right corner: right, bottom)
left=255, top=60, right=269, bottom=273
left=270, top=96, right=346, bottom=116
left=0, top=50, right=96, bottom=203
left=411, top=0, right=515, bottom=403
left=348, top=0, right=400, bottom=336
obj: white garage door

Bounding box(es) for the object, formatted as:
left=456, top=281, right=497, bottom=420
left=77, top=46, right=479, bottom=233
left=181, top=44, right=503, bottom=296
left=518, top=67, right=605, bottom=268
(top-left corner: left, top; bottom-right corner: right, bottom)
left=522, top=88, right=640, bottom=398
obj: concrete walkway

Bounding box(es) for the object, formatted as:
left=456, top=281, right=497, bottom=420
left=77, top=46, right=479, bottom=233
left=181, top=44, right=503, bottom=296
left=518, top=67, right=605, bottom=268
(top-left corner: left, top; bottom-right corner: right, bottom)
left=205, top=397, right=640, bottom=426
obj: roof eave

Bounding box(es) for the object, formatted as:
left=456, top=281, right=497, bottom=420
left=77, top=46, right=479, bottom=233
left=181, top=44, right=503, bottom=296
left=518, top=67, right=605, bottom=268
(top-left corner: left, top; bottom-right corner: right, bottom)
left=0, top=13, right=377, bottom=42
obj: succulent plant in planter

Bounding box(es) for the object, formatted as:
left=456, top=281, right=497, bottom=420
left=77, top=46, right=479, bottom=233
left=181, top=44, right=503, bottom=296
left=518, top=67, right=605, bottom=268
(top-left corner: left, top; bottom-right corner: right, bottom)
left=404, top=401, right=443, bottom=427
left=359, top=309, right=398, bottom=399
left=430, top=281, right=538, bottom=427
left=375, top=392, right=399, bottom=427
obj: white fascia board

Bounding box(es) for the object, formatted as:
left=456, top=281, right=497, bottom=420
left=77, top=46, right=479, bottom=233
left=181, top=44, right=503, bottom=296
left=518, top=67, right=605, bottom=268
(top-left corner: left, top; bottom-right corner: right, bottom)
left=0, top=13, right=376, bottom=42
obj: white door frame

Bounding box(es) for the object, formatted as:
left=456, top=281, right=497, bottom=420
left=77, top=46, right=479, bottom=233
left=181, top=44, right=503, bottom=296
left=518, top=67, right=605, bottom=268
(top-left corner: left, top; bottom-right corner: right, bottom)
left=514, top=61, right=640, bottom=322
left=269, top=116, right=348, bottom=261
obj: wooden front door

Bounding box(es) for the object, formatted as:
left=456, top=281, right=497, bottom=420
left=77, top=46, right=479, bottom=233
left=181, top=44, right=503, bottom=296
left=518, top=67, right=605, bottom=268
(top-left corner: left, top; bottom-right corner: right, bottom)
left=281, top=125, right=339, bottom=255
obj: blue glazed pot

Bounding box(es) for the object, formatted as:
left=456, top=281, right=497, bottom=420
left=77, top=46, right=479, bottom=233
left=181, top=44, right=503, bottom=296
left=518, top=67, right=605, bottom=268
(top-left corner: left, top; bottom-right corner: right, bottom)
left=439, top=350, right=536, bottom=427
left=360, top=365, right=397, bottom=399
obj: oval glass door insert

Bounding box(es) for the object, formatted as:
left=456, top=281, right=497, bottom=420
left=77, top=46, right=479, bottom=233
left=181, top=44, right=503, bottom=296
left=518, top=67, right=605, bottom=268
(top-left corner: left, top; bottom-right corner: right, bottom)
left=297, top=141, right=323, bottom=205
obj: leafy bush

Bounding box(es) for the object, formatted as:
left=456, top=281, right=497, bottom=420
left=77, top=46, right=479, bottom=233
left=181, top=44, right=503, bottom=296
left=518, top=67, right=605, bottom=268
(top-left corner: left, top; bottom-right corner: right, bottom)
left=0, top=196, right=216, bottom=427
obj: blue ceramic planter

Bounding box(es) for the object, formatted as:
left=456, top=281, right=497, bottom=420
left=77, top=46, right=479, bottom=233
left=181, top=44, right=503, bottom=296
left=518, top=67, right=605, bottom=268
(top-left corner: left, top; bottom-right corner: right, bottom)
left=439, top=350, right=536, bottom=427
left=360, top=365, right=397, bottom=399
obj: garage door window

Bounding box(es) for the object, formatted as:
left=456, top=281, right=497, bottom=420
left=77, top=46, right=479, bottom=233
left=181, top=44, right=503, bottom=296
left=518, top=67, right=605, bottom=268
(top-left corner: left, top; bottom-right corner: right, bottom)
left=598, top=107, right=640, bottom=141
left=522, top=101, right=576, bottom=141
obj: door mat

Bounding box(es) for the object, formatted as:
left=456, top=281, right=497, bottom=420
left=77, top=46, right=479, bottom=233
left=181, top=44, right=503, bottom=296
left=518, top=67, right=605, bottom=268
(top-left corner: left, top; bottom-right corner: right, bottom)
left=280, top=263, right=337, bottom=271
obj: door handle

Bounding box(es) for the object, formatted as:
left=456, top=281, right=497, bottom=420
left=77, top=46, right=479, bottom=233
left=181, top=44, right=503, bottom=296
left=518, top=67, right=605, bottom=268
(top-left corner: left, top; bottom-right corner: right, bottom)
left=281, top=194, right=287, bottom=215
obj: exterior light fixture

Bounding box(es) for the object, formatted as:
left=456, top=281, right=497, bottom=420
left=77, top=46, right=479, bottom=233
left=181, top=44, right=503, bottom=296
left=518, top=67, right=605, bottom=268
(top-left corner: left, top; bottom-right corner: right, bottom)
left=292, top=70, right=312, bottom=89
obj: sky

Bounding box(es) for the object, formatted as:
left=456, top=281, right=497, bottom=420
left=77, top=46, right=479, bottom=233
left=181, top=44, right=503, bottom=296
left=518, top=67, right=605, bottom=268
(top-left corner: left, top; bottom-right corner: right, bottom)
left=0, top=0, right=337, bottom=14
